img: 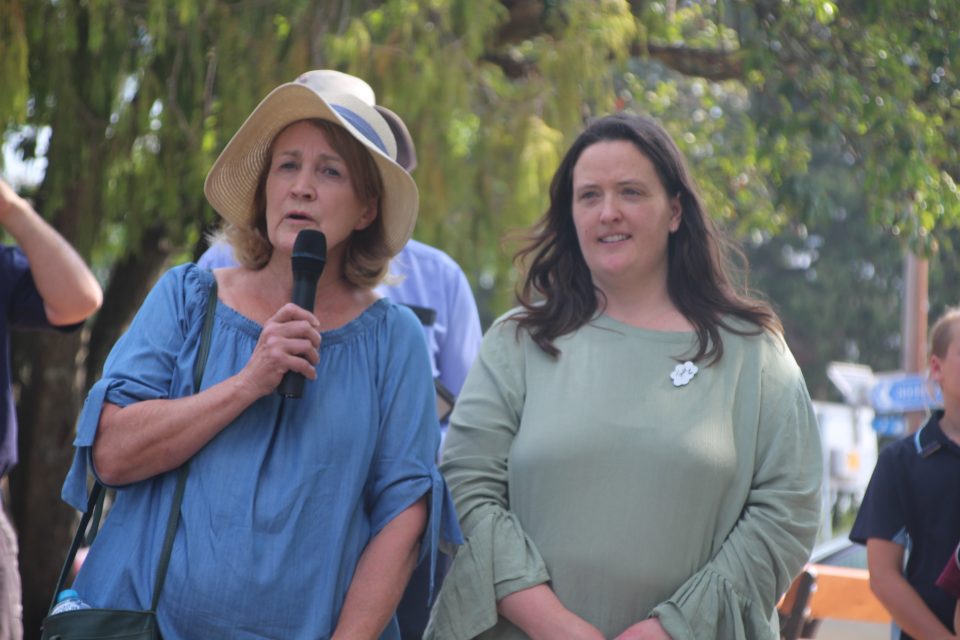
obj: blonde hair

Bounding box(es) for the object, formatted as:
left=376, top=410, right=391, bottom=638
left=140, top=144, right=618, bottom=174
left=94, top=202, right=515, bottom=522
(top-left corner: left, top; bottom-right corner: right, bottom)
left=217, top=118, right=391, bottom=289
left=930, top=307, right=960, bottom=359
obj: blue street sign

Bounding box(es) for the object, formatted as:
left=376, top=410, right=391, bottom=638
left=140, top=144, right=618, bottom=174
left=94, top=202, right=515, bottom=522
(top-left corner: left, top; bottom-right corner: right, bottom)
left=870, top=373, right=942, bottom=413
left=871, top=414, right=907, bottom=437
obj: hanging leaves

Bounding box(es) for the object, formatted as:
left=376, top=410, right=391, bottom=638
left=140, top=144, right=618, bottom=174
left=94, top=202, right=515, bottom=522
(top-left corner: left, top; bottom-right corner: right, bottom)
left=3, top=0, right=958, bottom=314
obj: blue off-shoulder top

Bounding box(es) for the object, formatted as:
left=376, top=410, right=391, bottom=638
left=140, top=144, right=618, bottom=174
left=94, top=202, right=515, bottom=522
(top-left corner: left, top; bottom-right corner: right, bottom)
left=62, top=264, right=462, bottom=639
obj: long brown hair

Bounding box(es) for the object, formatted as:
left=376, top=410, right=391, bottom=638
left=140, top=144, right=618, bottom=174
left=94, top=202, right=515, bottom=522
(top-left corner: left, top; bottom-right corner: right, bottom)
left=513, top=113, right=781, bottom=363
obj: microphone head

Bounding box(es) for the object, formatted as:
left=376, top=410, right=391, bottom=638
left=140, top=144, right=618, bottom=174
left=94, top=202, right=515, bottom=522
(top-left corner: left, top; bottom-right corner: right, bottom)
left=291, top=230, right=327, bottom=276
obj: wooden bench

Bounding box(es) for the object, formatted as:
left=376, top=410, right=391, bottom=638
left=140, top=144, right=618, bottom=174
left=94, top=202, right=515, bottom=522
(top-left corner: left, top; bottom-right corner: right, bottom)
left=779, top=564, right=891, bottom=639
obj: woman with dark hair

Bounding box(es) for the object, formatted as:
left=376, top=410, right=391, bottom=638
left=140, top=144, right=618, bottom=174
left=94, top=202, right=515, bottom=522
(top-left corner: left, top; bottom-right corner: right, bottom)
left=426, top=113, right=822, bottom=640
left=58, top=70, right=460, bottom=639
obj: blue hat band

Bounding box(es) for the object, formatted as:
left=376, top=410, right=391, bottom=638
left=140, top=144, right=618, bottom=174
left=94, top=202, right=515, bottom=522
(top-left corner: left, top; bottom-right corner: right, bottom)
left=332, top=105, right=388, bottom=156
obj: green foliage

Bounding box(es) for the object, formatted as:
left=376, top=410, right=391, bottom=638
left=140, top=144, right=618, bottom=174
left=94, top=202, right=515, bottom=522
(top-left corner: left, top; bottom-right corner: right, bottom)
left=0, top=0, right=29, bottom=129
left=4, top=0, right=959, bottom=389
left=740, top=0, right=960, bottom=251
left=10, top=3, right=960, bottom=633
left=322, top=0, right=634, bottom=312
left=614, top=1, right=959, bottom=394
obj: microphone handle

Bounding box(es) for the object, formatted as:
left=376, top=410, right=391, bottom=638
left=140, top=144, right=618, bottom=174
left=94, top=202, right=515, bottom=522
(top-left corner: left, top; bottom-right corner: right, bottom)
left=278, top=273, right=320, bottom=398
left=278, top=369, right=307, bottom=399
left=290, top=276, right=318, bottom=313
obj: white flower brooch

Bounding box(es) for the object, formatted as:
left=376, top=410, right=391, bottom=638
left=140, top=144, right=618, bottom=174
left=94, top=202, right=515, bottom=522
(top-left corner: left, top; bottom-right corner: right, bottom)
left=670, top=361, right=699, bottom=387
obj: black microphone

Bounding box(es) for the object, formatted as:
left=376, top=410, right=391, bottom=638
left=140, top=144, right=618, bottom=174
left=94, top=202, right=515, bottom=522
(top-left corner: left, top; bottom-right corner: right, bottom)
left=278, top=229, right=327, bottom=398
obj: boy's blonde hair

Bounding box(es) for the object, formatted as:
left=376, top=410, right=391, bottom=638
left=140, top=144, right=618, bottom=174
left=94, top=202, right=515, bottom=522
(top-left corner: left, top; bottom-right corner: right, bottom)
left=930, top=307, right=960, bottom=359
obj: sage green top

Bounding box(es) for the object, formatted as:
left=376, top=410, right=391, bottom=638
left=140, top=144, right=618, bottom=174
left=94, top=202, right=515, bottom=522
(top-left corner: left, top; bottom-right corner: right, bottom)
left=426, top=312, right=822, bottom=640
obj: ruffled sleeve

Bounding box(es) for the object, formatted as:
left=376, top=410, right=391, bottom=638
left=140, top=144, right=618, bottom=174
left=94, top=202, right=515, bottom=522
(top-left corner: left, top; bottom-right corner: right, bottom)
left=62, top=265, right=214, bottom=510
left=365, top=303, right=463, bottom=600
left=425, top=315, right=550, bottom=640
left=425, top=509, right=549, bottom=639
left=651, top=340, right=823, bottom=640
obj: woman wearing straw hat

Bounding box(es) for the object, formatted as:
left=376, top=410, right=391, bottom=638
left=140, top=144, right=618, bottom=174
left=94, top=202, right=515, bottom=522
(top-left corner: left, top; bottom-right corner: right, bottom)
left=59, top=70, right=461, bottom=639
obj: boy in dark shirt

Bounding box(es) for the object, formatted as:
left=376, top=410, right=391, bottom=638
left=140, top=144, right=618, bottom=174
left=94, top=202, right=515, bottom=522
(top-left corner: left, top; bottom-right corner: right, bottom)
left=850, top=308, right=960, bottom=639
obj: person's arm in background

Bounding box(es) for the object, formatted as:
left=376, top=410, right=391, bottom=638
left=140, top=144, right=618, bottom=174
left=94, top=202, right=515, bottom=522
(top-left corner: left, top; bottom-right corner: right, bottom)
left=867, top=538, right=954, bottom=639
left=0, top=177, right=102, bottom=325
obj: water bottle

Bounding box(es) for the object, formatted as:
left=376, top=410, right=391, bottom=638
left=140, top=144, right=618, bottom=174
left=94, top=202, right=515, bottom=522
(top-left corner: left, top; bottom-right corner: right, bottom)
left=51, top=589, right=91, bottom=614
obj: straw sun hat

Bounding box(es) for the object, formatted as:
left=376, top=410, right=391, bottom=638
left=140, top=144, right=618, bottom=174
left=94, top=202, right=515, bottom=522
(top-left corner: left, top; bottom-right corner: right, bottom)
left=203, top=70, right=419, bottom=257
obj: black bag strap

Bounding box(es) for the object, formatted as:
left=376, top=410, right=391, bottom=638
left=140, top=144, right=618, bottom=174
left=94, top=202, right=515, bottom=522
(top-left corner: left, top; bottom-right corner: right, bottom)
left=48, top=481, right=104, bottom=613
left=150, top=278, right=217, bottom=610
left=150, top=464, right=188, bottom=611
left=48, top=278, right=219, bottom=614
left=193, top=279, right=219, bottom=391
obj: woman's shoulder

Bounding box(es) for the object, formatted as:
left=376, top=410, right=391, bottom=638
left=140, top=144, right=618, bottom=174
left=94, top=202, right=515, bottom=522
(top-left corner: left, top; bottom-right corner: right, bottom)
left=481, top=306, right=530, bottom=344
left=158, top=262, right=215, bottom=289
left=141, top=263, right=215, bottom=317
left=378, top=296, right=425, bottom=335
left=718, top=319, right=802, bottom=380
left=362, top=298, right=434, bottom=367
left=125, top=264, right=217, bottom=341
left=490, top=305, right=524, bottom=328
left=718, top=315, right=786, bottom=350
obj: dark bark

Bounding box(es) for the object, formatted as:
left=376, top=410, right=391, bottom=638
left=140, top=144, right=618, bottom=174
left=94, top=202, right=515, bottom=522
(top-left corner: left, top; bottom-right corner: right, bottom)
left=9, top=328, right=89, bottom=638
left=496, top=0, right=547, bottom=44
left=9, top=7, right=111, bottom=633
left=489, top=0, right=745, bottom=82
left=481, top=51, right=538, bottom=79
left=643, top=44, right=743, bottom=82
left=10, top=231, right=170, bottom=639
left=85, top=227, right=172, bottom=384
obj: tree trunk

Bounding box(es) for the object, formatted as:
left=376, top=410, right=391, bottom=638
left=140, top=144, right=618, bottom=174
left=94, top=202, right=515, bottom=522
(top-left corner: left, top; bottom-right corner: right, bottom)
left=9, top=327, right=89, bottom=637
left=86, top=227, right=172, bottom=383
left=10, top=239, right=170, bottom=638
